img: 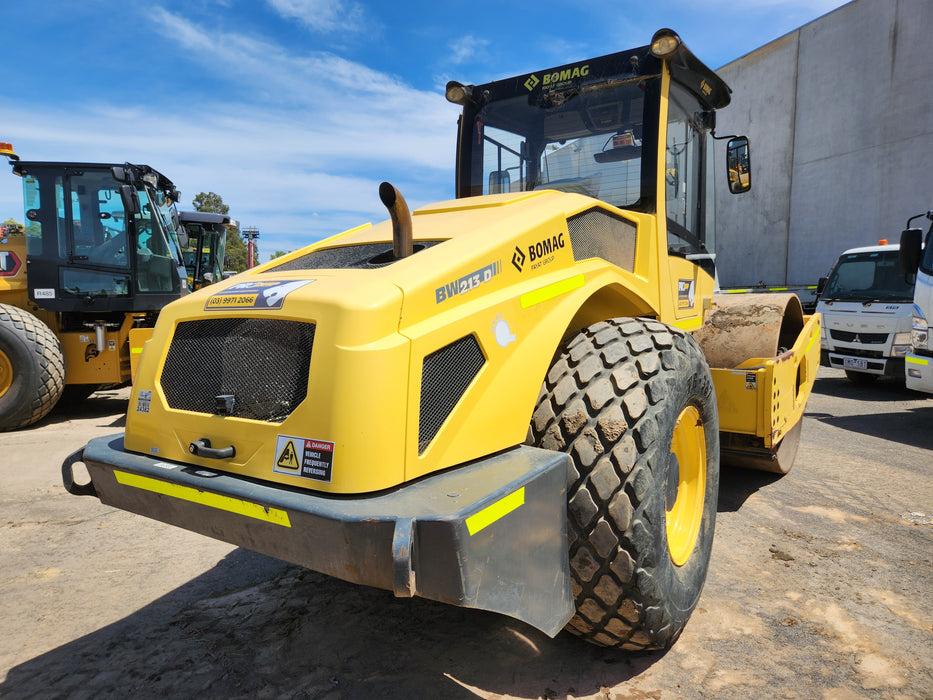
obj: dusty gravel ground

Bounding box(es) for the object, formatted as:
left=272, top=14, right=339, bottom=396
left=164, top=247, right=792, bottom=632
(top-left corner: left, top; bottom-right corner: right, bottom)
left=1, top=367, right=931, bottom=699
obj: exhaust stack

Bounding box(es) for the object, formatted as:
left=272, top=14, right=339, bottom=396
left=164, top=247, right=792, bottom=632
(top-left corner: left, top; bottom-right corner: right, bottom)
left=379, top=182, right=413, bottom=259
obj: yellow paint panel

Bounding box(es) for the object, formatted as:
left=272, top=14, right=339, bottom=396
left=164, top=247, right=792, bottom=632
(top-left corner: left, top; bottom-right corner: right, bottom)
left=520, top=275, right=585, bottom=309
left=114, top=470, right=291, bottom=527
left=672, top=317, right=702, bottom=331
left=466, top=487, right=525, bottom=536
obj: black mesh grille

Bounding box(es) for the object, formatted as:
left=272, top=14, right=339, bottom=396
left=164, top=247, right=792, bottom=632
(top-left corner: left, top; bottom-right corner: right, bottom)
left=829, top=329, right=887, bottom=344
left=161, top=318, right=315, bottom=422
left=419, top=335, right=485, bottom=453
left=567, top=208, right=637, bottom=271
left=267, top=241, right=442, bottom=272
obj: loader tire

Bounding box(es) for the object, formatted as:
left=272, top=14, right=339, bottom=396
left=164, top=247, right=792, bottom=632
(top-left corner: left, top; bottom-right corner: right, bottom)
left=0, top=304, right=65, bottom=431
left=528, top=318, right=719, bottom=650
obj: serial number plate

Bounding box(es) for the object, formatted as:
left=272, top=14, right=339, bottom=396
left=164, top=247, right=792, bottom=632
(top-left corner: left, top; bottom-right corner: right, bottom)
left=843, top=357, right=869, bottom=370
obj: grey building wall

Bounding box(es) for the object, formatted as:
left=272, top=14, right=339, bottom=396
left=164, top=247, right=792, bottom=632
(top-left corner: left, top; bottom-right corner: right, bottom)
left=713, top=0, right=933, bottom=288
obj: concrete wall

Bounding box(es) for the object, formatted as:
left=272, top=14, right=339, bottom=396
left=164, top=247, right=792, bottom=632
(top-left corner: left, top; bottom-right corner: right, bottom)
left=714, top=0, right=933, bottom=288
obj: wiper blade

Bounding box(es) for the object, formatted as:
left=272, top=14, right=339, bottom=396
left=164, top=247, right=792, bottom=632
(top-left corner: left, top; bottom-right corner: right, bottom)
left=861, top=295, right=912, bottom=304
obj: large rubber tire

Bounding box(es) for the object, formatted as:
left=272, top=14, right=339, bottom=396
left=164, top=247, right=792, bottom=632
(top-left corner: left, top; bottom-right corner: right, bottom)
left=0, top=304, right=66, bottom=431
left=528, top=318, right=720, bottom=650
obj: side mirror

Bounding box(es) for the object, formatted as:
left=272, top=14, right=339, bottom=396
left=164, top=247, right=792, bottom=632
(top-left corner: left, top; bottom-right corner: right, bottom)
left=726, top=136, right=751, bottom=194
left=119, top=185, right=141, bottom=216
left=817, top=277, right=827, bottom=296
left=899, top=227, right=923, bottom=275
left=489, top=170, right=510, bottom=194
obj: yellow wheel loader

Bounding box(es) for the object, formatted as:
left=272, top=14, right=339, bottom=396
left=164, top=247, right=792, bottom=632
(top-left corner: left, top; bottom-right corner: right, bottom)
left=63, top=30, right=820, bottom=651
left=0, top=146, right=230, bottom=429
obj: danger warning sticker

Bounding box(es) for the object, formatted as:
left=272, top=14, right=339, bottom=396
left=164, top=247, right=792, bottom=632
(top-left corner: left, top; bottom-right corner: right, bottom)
left=273, top=434, right=334, bottom=482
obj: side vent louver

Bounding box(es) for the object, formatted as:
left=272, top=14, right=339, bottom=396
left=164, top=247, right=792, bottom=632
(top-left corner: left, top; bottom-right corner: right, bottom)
left=161, top=318, right=315, bottom=422
left=419, top=335, right=485, bottom=454
left=567, top=208, right=637, bottom=271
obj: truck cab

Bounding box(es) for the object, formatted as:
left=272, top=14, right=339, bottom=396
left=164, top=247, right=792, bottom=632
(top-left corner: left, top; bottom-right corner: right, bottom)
left=816, top=242, right=915, bottom=382
left=898, top=209, right=933, bottom=393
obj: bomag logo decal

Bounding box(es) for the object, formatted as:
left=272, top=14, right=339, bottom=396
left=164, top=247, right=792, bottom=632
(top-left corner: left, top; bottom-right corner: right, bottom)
left=513, top=233, right=566, bottom=272
left=700, top=79, right=712, bottom=97
left=435, top=261, right=502, bottom=304
left=524, top=65, right=589, bottom=92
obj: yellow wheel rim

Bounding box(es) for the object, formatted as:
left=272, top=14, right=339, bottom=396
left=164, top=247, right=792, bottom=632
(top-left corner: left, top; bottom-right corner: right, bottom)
left=666, top=405, right=706, bottom=567
left=0, top=348, right=12, bottom=399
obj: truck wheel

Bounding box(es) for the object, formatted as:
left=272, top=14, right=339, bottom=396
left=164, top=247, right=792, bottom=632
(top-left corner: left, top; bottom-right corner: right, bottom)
left=0, top=304, right=66, bottom=431
left=528, top=318, right=720, bottom=650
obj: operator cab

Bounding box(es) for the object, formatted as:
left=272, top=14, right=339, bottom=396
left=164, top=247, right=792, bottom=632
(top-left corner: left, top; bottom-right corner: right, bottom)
left=9, top=159, right=189, bottom=313
left=447, top=29, right=747, bottom=273
left=178, top=211, right=238, bottom=290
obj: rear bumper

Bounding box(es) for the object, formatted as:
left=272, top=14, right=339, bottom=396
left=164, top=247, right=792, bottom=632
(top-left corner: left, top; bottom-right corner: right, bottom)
left=63, top=435, right=575, bottom=637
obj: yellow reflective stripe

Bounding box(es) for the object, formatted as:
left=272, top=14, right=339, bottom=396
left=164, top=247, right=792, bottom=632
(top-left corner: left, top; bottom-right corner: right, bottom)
left=520, top=275, right=584, bottom=308
left=466, top=487, right=524, bottom=536
left=724, top=289, right=749, bottom=293
left=114, top=470, right=291, bottom=527
left=672, top=317, right=702, bottom=331
left=805, top=333, right=819, bottom=354
left=906, top=355, right=929, bottom=366
left=130, top=347, right=144, bottom=355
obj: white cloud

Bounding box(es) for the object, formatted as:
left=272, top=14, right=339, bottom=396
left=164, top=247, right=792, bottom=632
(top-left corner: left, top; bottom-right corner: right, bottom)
left=447, top=36, right=491, bottom=66
left=265, top=0, right=366, bottom=34
left=1, top=9, right=459, bottom=259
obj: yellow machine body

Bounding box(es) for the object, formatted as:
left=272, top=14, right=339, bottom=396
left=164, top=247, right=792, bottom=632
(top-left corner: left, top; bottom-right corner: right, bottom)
left=63, top=31, right=822, bottom=647
left=125, top=187, right=818, bottom=493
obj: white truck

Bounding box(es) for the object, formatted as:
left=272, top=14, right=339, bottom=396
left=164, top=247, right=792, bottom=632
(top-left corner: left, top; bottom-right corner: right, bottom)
left=816, top=242, right=915, bottom=383
left=899, top=209, right=933, bottom=393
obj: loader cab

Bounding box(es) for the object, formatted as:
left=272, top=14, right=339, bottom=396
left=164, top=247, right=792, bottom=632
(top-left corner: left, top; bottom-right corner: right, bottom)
left=448, top=30, right=739, bottom=276
left=10, top=160, right=189, bottom=313
left=178, top=211, right=238, bottom=290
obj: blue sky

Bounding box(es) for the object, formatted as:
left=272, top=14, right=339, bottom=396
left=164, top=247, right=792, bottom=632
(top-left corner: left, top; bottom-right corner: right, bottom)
left=1, top=0, right=851, bottom=261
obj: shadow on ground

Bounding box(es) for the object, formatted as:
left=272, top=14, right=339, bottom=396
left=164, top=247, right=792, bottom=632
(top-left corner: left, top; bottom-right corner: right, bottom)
left=1, top=549, right=667, bottom=699
left=717, top=466, right=782, bottom=513
left=22, top=389, right=130, bottom=432
left=809, top=372, right=933, bottom=450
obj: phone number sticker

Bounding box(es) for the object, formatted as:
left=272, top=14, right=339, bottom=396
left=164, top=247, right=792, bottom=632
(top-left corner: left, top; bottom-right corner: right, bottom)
left=205, top=280, right=313, bottom=310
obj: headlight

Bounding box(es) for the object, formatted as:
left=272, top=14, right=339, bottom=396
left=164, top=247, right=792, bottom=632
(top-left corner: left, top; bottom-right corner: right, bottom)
left=912, top=304, right=929, bottom=350
left=892, top=331, right=912, bottom=356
